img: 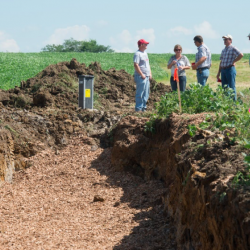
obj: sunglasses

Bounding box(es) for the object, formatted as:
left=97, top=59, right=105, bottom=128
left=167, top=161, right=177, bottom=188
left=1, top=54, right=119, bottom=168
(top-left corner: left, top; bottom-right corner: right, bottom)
left=175, top=49, right=181, bottom=51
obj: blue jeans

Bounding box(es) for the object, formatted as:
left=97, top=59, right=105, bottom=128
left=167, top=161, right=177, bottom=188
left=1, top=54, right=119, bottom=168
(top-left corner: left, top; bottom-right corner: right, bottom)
left=170, top=76, right=186, bottom=91
left=134, top=75, right=150, bottom=111
left=196, top=68, right=209, bottom=86
left=221, top=66, right=237, bottom=101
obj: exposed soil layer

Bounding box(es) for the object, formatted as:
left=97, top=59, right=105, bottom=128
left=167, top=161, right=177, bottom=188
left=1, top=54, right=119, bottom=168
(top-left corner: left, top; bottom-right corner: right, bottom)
left=0, top=136, right=176, bottom=250
left=111, top=114, right=250, bottom=250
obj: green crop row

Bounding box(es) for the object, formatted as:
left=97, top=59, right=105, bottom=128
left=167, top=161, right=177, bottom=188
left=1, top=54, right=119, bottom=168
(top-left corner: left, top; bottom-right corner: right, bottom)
left=0, top=52, right=238, bottom=90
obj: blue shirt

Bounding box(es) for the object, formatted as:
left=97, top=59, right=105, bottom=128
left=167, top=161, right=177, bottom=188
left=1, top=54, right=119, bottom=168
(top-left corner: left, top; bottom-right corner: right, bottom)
left=195, top=43, right=211, bottom=69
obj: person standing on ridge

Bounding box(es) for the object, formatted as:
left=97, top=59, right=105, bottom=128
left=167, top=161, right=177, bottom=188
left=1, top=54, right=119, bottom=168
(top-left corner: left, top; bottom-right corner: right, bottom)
left=216, top=34, right=243, bottom=100
left=192, top=35, right=211, bottom=86
left=133, top=39, right=152, bottom=112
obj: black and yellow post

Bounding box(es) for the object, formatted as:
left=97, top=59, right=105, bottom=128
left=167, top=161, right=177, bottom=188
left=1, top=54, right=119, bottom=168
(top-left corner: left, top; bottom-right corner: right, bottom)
left=78, top=75, right=94, bottom=109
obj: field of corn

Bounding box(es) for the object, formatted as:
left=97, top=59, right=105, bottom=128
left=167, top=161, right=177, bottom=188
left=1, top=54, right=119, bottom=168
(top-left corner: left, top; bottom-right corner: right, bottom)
left=0, top=52, right=249, bottom=90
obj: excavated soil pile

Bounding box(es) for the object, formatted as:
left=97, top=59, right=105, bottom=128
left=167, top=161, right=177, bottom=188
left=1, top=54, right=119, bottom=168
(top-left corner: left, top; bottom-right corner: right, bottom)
left=0, top=59, right=171, bottom=182
left=0, top=58, right=171, bottom=110
left=111, top=114, right=250, bottom=250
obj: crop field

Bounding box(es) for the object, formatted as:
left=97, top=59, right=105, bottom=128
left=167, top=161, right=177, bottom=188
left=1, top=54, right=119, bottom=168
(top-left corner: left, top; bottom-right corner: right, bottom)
left=0, top=52, right=249, bottom=90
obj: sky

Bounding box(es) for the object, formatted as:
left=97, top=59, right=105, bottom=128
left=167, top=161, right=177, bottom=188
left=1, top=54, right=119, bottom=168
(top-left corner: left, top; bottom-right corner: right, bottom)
left=0, top=0, right=250, bottom=54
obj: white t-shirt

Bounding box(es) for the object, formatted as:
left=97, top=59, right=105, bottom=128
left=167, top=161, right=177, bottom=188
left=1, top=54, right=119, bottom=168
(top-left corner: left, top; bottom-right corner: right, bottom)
left=133, top=50, right=151, bottom=76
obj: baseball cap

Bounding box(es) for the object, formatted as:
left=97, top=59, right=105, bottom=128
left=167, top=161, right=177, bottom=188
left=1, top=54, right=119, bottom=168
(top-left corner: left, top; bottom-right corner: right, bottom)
left=137, top=39, right=149, bottom=46
left=222, top=34, right=233, bottom=40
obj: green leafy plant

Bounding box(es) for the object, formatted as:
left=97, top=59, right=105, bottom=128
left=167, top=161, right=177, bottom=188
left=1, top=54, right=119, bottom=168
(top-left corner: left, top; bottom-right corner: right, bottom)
left=187, top=124, right=197, bottom=137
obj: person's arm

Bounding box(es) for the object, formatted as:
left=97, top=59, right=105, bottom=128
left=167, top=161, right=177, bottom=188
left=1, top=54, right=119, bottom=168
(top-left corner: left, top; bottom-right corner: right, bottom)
left=216, top=61, right=222, bottom=79
left=134, top=62, right=146, bottom=79
left=192, top=56, right=206, bottom=70
left=178, top=65, right=190, bottom=70
left=233, top=53, right=243, bottom=65
left=167, top=60, right=177, bottom=69
left=149, top=67, right=152, bottom=80
left=179, top=57, right=191, bottom=70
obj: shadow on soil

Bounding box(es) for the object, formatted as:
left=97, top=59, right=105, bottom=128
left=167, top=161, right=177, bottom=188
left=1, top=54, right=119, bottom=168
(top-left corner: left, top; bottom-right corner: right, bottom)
left=91, top=148, right=177, bottom=250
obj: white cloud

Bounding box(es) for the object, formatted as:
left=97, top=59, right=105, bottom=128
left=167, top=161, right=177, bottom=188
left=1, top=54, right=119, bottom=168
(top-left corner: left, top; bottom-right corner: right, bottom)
left=119, top=30, right=132, bottom=45
left=96, top=20, right=108, bottom=28
left=167, top=26, right=193, bottom=37
left=110, top=30, right=134, bottom=52
left=166, top=21, right=218, bottom=39
left=110, top=28, right=155, bottom=52
left=135, top=28, right=155, bottom=45
left=194, top=21, right=219, bottom=39
left=46, top=25, right=90, bottom=44
left=0, top=31, right=20, bottom=52
left=110, top=29, right=132, bottom=46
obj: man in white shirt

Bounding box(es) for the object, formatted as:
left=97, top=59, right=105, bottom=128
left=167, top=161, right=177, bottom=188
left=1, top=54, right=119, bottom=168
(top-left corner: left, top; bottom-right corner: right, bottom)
left=133, top=39, right=152, bottom=111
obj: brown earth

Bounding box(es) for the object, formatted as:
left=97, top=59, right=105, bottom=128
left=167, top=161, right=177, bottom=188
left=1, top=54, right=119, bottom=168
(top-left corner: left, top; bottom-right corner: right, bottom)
left=0, top=135, right=176, bottom=250
left=0, top=58, right=170, bottom=182
left=111, top=114, right=250, bottom=250
left=1, top=58, right=249, bottom=249
left=0, top=58, right=170, bottom=111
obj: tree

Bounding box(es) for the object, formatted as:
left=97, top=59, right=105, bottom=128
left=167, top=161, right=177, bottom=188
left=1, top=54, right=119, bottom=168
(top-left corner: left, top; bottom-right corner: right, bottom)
left=41, top=38, right=114, bottom=53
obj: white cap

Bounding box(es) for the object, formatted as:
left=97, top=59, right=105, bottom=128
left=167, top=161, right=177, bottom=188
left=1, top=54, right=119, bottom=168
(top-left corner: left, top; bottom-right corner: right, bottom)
left=222, top=34, right=233, bottom=40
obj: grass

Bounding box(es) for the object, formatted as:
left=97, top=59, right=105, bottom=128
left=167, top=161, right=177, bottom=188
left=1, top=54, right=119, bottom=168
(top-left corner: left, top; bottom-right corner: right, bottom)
left=0, top=52, right=249, bottom=90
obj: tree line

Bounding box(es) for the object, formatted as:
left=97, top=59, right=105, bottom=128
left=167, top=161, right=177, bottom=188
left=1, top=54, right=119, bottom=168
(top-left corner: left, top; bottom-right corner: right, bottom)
left=41, top=38, right=114, bottom=53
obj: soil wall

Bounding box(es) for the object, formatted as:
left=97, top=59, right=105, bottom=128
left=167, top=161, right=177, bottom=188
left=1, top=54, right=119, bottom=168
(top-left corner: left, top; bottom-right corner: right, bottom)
left=111, top=115, right=250, bottom=250
left=0, top=128, right=15, bottom=183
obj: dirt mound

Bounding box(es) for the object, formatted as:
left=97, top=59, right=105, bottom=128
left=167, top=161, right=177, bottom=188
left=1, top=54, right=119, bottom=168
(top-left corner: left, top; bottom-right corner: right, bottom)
left=111, top=114, right=250, bottom=249
left=0, top=58, right=171, bottom=181
left=1, top=58, right=170, bottom=111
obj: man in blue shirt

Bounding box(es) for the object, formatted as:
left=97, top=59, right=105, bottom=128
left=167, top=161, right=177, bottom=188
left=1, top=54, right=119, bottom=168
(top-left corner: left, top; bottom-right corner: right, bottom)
left=133, top=39, right=152, bottom=112
left=192, top=35, right=211, bottom=86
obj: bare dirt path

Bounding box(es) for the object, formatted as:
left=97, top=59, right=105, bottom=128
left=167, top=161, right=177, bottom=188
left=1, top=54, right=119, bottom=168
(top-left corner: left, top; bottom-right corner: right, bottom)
left=0, top=136, right=176, bottom=250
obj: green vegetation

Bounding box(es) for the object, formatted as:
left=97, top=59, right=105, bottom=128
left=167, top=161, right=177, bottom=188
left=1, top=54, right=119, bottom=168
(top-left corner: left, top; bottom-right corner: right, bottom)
left=0, top=52, right=249, bottom=90
left=41, top=38, right=114, bottom=53
left=146, top=83, right=250, bottom=143
left=146, top=83, right=250, bottom=186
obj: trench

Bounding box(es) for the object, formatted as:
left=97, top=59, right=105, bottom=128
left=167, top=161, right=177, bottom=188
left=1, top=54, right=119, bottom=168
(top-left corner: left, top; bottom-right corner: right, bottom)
left=111, top=114, right=250, bottom=250
left=1, top=111, right=250, bottom=249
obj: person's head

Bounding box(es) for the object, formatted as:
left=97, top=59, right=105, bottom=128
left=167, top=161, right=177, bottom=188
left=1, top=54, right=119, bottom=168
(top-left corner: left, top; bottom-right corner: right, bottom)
left=137, top=39, right=149, bottom=51
left=222, top=34, right=232, bottom=46
left=193, top=35, right=203, bottom=47
left=174, top=44, right=182, bottom=55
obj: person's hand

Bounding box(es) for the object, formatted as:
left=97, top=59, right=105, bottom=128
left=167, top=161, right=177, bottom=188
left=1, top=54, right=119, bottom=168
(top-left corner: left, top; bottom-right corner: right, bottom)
left=172, top=60, right=177, bottom=66
left=192, top=64, right=197, bottom=70
left=178, top=66, right=184, bottom=70
left=216, top=73, right=220, bottom=79
left=141, top=74, right=146, bottom=79
left=149, top=74, right=152, bottom=80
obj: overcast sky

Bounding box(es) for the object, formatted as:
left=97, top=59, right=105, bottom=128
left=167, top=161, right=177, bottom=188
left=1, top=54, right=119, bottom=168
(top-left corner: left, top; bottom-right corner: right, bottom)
left=0, top=0, right=250, bottom=54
